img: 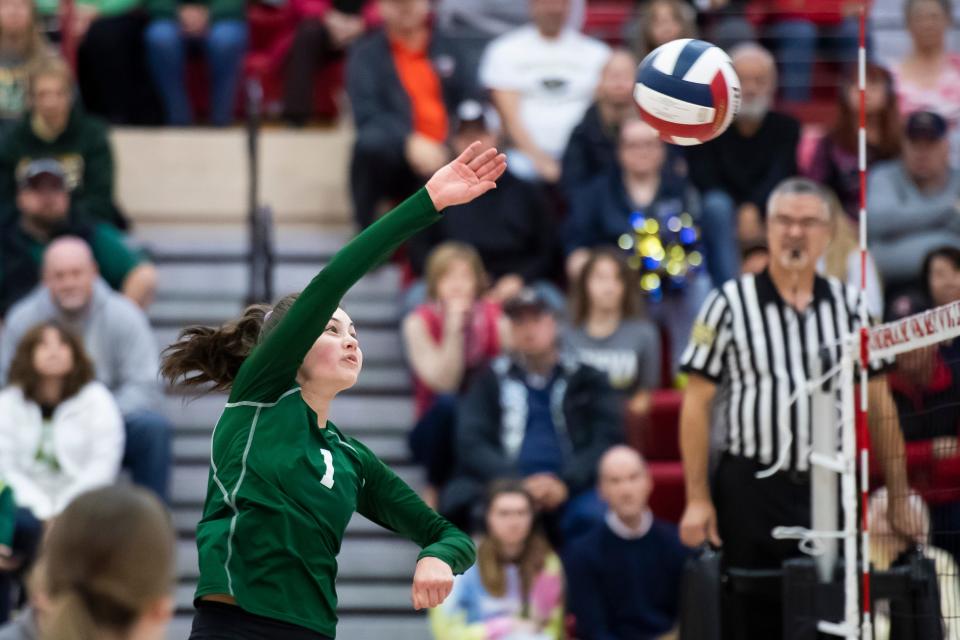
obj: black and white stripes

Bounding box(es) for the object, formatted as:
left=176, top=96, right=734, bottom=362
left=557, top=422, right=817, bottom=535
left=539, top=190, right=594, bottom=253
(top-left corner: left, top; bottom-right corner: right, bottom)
left=680, top=271, right=866, bottom=472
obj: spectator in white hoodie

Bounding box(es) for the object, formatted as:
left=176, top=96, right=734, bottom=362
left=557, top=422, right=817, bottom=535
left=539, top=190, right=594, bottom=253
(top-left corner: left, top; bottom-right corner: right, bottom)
left=0, top=321, right=123, bottom=621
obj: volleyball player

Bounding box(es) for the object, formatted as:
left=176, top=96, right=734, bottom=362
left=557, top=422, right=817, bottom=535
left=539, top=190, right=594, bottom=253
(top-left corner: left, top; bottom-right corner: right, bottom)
left=160, top=143, right=507, bottom=639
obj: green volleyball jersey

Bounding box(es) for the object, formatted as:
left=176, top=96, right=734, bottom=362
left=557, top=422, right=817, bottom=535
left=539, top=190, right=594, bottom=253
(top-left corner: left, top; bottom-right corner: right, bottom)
left=194, top=189, right=476, bottom=637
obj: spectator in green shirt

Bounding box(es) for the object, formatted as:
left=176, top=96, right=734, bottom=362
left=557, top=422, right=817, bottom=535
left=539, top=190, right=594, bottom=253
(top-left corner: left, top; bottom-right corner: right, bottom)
left=0, top=0, right=55, bottom=139
left=0, top=56, right=125, bottom=228
left=144, top=0, right=247, bottom=125
left=0, top=158, right=155, bottom=317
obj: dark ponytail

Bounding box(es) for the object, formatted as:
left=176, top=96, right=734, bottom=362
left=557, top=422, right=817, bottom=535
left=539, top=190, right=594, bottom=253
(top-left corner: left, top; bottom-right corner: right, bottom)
left=160, top=293, right=299, bottom=392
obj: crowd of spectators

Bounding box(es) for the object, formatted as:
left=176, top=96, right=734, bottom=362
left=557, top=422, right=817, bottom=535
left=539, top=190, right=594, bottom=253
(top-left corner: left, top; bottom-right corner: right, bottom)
left=0, top=0, right=956, bottom=637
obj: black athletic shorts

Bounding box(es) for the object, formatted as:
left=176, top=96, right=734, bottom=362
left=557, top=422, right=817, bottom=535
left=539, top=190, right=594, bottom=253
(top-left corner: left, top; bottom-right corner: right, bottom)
left=188, top=600, right=333, bottom=640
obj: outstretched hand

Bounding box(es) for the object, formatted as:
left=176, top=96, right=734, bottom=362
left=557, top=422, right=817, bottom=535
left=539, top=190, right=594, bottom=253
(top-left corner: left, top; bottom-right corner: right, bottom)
left=424, top=141, right=507, bottom=211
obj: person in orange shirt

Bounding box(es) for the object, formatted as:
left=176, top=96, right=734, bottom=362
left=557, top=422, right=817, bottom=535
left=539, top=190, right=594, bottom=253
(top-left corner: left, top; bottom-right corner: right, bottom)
left=346, top=0, right=473, bottom=228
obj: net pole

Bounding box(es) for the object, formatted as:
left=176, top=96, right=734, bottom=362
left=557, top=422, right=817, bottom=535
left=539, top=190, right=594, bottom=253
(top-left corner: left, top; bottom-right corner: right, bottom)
left=856, top=4, right=874, bottom=638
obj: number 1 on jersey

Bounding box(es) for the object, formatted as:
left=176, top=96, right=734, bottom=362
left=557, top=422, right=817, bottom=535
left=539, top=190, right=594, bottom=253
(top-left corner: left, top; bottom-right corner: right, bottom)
left=319, top=449, right=335, bottom=489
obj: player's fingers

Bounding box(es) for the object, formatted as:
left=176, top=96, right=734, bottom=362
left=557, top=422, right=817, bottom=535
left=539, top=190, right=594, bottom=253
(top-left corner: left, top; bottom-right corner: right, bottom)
left=708, top=519, right=723, bottom=547
left=454, top=141, right=483, bottom=167
left=466, top=146, right=498, bottom=172
left=411, top=584, right=424, bottom=610
left=476, top=155, right=508, bottom=182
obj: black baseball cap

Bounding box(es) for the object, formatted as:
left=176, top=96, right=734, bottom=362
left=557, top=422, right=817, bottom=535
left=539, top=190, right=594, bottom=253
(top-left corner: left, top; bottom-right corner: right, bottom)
left=503, top=287, right=552, bottom=318
left=18, top=158, right=67, bottom=189
left=454, top=99, right=487, bottom=133
left=905, top=110, right=947, bottom=142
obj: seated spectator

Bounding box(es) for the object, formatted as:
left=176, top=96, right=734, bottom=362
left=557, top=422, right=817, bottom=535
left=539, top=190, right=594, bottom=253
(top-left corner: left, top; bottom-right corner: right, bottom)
left=0, top=237, right=171, bottom=502
left=564, top=446, right=688, bottom=640
left=0, top=482, right=19, bottom=625
left=144, top=0, right=248, bottom=126
left=805, top=64, right=902, bottom=221
left=562, top=49, right=649, bottom=195
left=892, top=0, right=960, bottom=164
left=869, top=488, right=960, bottom=639
left=686, top=43, right=800, bottom=246
left=0, top=322, right=124, bottom=620
left=435, top=0, right=587, bottom=94
left=409, top=100, right=562, bottom=305
left=819, top=192, right=884, bottom=320
left=479, top=0, right=610, bottom=184
left=0, top=0, right=54, bottom=139
left=403, top=242, right=509, bottom=507
left=624, top=0, right=697, bottom=59
left=441, top=287, right=622, bottom=541
left=741, top=240, right=769, bottom=275
left=925, top=245, right=960, bottom=308
left=70, top=0, right=160, bottom=125
left=564, top=120, right=723, bottom=368
left=41, top=486, right=175, bottom=639
left=0, top=57, right=124, bottom=228
left=282, top=0, right=372, bottom=126
left=565, top=248, right=660, bottom=418
left=868, top=111, right=960, bottom=296
left=747, top=0, right=860, bottom=102
left=430, top=480, right=564, bottom=639
left=0, top=160, right=156, bottom=316
left=346, top=0, right=468, bottom=228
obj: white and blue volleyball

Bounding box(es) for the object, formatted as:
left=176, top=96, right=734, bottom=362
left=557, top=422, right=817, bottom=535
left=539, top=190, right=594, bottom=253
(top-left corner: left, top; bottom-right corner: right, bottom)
left=634, top=38, right=741, bottom=146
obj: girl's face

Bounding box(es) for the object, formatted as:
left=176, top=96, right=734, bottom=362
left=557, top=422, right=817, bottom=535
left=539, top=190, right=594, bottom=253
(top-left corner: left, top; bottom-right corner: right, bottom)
left=299, top=308, right=363, bottom=392
left=435, top=258, right=479, bottom=304
left=32, top=327, right=74, bottom=379
left=486, top=492, right=533, bottom=550
left=928, top=256, right=960, bottom=306
left=908, top=0, right=949, bottom=50
left=586, top=257, right=625, bottom=314
left=0, top=0, right=32, bottom=37
left=648, top=2, right=683, bottom=49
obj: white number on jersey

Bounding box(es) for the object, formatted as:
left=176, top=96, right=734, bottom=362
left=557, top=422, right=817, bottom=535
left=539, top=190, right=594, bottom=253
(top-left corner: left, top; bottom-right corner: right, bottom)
left=320, top=449, right=335, bottom=489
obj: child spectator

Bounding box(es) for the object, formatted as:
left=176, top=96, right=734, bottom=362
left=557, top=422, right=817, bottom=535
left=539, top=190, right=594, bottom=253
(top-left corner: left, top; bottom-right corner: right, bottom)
left=1, top=237, right=171, bottom=502
left=42, top=486, right=174, bottom=639
left=892, top=0, right=960, bottom=164
left=403, top=242, right=508, bottom=507
left=805, top=64, right=902, bottom=220
left=430, top=480, right=564, bottom=639
left=144, top=0, right=248, bottom=126
left=0, top=160, right=156, bottom=315
left=0, top=57, right=124, bottom=228
left=564, top=446, right=688, bottom=639
left=565, top=248, right=660, bottom=418
left=0, top=0, right=53, bottom=138
left=282, top=0, right=371, bottom=126
left=0, top=322, right=124, bottom=621
left=479, top=0, right=609, bottom=184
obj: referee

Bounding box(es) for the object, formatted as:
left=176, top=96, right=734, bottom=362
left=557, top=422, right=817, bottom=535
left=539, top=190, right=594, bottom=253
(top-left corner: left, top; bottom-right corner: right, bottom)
left=677, top=178, right=917, bottom=638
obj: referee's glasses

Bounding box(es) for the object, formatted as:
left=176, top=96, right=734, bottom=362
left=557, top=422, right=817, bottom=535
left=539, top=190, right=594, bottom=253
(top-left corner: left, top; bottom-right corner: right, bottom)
left=768, top=214, right=829, bottom=233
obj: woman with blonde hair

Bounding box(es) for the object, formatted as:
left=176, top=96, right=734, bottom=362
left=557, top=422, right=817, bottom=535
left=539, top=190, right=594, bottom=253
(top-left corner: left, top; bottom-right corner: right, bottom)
left=431, top=480, right=564, bottom=640
left=41, top=485, right=175, bottom=640
left=0, top=0, right=53, bottom=133
left=626, top=0, right=697, bottom=59
left=403, top=241, right=509, bottom=507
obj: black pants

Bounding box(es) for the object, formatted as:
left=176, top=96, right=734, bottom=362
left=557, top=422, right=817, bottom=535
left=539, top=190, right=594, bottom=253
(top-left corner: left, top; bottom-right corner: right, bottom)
left=714, top=454, right=812, bottom=639
left=77, top=12, right=162, bottom=125
left=282, top=19, right=344, bottom=124
left=349, top=140, right=422, bottom=229
left=189, top=600, right=332, bottom=640
left=407, top=394, right=457, bottom=488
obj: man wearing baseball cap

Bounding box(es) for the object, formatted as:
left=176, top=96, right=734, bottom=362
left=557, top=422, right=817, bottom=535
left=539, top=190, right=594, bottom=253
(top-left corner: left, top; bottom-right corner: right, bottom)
left=868, top=110, right=960, bottom=300
left=0, top=158, right=155, bottom=316
left=442, top=286, right=622, bottom=541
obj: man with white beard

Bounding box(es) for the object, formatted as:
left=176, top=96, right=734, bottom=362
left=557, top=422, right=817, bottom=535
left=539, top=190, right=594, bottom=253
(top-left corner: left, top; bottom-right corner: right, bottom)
left=686, top=43, right=801, bottom=247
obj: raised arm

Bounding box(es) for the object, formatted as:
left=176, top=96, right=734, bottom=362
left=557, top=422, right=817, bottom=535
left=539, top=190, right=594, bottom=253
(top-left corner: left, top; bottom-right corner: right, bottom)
left=231, top=144, right=507, bottom=402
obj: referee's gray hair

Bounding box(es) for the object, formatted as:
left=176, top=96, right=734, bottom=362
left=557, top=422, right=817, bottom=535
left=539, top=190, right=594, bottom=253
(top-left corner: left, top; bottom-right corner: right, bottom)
left=766, top=177, right=832, bottom=219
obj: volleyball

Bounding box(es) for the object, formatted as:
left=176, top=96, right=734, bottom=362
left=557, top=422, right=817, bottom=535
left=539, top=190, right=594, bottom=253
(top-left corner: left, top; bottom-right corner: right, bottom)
left=634, top=38, right=741, bottom=146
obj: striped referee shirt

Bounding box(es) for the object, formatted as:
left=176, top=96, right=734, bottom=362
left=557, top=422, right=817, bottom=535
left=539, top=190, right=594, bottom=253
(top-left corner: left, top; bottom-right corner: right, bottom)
left=680, top=269, right=876, bottom=473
